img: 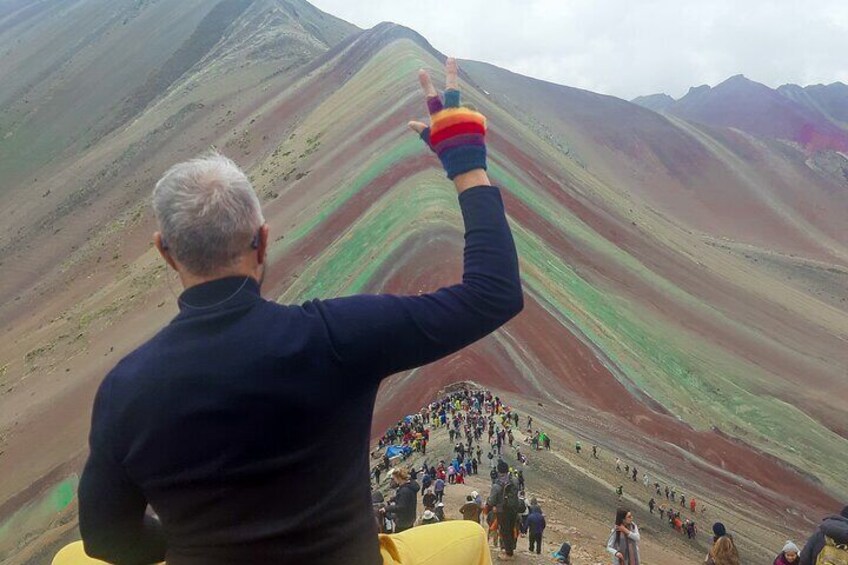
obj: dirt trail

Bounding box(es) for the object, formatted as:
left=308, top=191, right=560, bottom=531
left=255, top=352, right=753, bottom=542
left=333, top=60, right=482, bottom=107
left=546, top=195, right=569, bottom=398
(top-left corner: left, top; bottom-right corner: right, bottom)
left=373, top=395, right=716, bottom=564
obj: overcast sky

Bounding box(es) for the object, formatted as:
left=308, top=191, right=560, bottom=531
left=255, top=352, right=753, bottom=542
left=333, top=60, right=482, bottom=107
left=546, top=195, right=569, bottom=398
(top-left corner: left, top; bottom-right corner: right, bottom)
left=310, top=0, right=848, bottom=100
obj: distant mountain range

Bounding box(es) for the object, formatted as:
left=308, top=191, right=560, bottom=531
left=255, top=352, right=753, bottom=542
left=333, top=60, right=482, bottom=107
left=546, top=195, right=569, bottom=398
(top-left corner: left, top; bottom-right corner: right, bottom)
left=633, top=76, right=848, bottom=152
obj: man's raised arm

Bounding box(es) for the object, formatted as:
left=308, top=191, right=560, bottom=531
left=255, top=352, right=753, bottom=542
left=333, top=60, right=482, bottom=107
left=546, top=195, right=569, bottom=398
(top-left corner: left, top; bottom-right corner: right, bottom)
left=304, top=58, right=523, bottom=378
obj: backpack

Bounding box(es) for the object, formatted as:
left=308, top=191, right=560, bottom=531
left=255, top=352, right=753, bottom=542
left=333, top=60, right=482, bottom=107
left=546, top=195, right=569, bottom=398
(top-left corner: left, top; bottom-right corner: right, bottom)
left=817, top=536, right=848, bottom=565
left=499, top=479, right=526, bottom=514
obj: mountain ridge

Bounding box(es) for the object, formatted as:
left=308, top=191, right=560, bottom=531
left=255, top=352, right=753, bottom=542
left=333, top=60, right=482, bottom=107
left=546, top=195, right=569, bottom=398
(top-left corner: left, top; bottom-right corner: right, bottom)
left=632, top=75, right=848, bottom=151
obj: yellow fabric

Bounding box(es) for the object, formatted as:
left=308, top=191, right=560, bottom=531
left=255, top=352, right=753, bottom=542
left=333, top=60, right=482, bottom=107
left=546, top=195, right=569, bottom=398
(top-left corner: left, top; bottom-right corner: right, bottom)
left=379, top=520, right=492, bottom=565
left=55, top=521, right=491, bottom=565
left=51, top=541, right=164, bottom=565
left=51, top=541, right=108, bottom=565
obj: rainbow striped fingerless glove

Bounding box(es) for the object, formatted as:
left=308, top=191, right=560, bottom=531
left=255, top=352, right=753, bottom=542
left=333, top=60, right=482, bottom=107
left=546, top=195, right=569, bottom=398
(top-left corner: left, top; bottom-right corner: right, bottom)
left=420, top=89, right=487, bottom=180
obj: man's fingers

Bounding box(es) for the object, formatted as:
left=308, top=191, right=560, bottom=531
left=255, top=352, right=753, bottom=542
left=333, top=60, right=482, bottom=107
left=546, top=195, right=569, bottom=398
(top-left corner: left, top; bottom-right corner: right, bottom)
left=418, top=69, right=438, bottom=98
left=419, top=69, right=443, bottom=114
left=445, top=57, right=458, bottom=90
left=408, top=121, right=427, bottom=134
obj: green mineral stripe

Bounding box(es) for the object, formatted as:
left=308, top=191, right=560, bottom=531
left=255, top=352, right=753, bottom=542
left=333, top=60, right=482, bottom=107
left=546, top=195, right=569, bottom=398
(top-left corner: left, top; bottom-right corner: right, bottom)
left=278, top=171, right=455, bottom=302
left=280, top=136, right=424, bottom=247
left=511, top=222, right=847, bottom=494
left=0, top=475, right=79, bottom=546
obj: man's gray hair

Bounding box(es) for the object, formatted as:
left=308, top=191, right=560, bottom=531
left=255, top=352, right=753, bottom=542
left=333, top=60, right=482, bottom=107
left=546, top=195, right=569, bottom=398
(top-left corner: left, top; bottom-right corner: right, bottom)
left=152, top=151, right=264, bottom=275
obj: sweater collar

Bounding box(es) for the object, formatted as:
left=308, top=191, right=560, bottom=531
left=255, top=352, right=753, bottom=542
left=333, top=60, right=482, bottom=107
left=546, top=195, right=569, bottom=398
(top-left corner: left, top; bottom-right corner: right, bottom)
left=175, top=276, right=262, bottom=316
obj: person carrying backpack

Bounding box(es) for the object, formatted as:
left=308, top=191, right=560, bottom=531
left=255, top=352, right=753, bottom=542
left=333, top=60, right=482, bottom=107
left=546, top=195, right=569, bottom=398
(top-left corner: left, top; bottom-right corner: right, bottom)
left=488, top=460, right=525, bottom=560
left=799, top=505, right=848, bottom=565
left=527, top=505, right=547, bottom=554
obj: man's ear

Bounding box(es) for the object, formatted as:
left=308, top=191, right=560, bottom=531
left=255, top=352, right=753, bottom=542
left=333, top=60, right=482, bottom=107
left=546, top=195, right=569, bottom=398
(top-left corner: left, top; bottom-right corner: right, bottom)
left=256, top=224, right=270, bottom=265
left=154, top=232, right=179, bottom=271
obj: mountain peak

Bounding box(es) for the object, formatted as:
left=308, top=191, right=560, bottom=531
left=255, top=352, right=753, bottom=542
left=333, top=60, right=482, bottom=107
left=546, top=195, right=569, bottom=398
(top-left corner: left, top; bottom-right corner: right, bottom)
left=631, top=93, right=675, bottom=112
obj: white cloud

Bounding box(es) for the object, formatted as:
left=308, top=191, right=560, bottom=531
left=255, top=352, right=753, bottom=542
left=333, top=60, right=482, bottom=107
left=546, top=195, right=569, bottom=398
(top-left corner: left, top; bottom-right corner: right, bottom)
left=309, top=0, right=848, bottom=99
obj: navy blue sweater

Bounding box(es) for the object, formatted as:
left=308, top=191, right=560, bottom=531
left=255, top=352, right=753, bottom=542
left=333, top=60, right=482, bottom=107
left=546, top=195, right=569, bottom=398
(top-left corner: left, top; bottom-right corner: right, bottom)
left=78, top=185, right=522, bottom=564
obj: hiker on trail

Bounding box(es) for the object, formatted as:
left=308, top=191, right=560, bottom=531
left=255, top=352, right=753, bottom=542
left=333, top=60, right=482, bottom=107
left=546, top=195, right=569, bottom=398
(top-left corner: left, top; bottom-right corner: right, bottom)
left=488, top=460, right=525, bottom=560
left=422, top=488, right=437, bottom=511
left=681, top=494, right=686, bottom=508
left=665, top=485, right=670, bottom=499
left=527, top=504, right=547, bottom=554
left=417, top=509, right=440, bottom=526
left=648, top=498, right=656, bottom=514
left=374, top=466, right=382, bottom=485
left=688, top=520, right=698, bottom=539
left=575, top=441, right=582, bottom=454
left=616, top=485, right=624, bottom=501
left=434, top=502, right=446, bottom=522
left=486, top=506, right=500, bottom=548
left=63, top=57, right=516, bottom=565
left=385, top=467, right=421, bottom=533
left=659, top=503, right=666, bottom=520
left=434, top=476, right=445, bottom=503
left=606, top=508, right=641, bottom=565
left=632, top=467, right=638, bottom=482
left=461, top=494, right=483, bottom=522
left=373, top=491, right=389, bottom=533
left=773, top=540, right=800, bottom=564
left=421, top=471, right=432, bottom=492
left=616, top=458, right=622, bottom=471
left=516, top=449, right=528, bottom=465
left=706, top=523, right=739, bottom=565
left=517, top=470, right=525, bottom=491
left=593, top=445, right=599, bottom=458
left=643, top=473, right=649, bottom=487
left=527, top=416, right=533, bottom=431
left=472, top=458, right=479, bottom=474
left=799, top=505, right=848, bottom=565
left=690, top=498, right=697, bottom=513
left=625, top=464, right=630, bottom=475
left=518, top=493, right=530, bottom=536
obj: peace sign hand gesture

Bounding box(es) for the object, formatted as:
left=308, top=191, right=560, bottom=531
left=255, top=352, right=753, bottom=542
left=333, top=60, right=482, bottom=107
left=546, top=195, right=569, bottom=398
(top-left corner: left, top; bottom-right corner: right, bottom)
left=408, top=58, right=489, bottom=187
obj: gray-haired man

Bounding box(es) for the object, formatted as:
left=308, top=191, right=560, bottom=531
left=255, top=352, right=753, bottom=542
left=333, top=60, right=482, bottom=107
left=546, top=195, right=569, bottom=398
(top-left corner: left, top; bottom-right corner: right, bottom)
left=71, top=57, right=521, bottom=565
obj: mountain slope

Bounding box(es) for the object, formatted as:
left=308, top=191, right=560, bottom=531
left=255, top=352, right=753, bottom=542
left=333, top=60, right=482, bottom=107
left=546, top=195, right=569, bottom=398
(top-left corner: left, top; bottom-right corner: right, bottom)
left=0, top=6, right=846, bottom=563
left=0, top=0, right=358, bottom=189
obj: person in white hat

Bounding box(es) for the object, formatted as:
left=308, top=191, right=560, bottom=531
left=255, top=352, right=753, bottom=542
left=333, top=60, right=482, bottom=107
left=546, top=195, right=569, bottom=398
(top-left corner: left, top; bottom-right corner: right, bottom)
left=417, top=510, right=441, bottom=526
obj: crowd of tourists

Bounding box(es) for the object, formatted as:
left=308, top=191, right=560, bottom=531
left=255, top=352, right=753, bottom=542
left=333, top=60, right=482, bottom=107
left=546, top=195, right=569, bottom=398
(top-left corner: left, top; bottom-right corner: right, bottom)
left=369, top=386, right=846, bottom=565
